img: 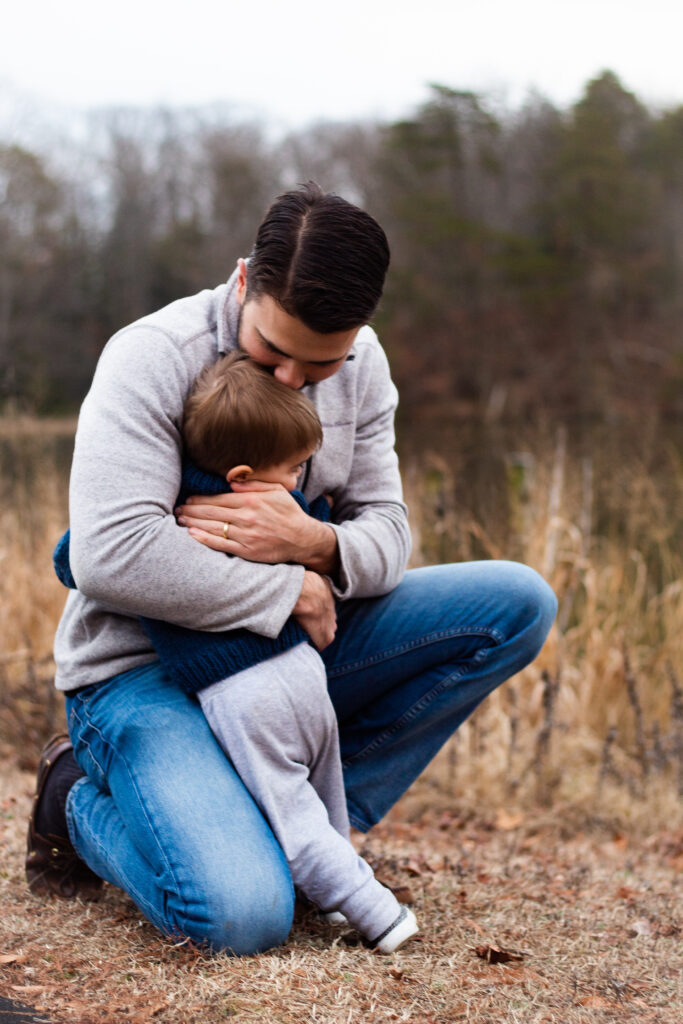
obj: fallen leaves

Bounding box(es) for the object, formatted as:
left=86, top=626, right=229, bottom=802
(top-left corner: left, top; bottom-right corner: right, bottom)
left=626, top=918, right=680, bottom=940
left=627, top=918, right=653, bottom=938
left=577, top=994, right=622, bottom=1010
left=10, top=983, right=45, bottom=994
left=495, top=808, right=524, bottom=831
left=0, top=952, right=27, bottom=964
left=390, top=886, right=414, bottom=904
left=1, top=778, right=682, bottom=1024
left=143, top=1002, right=168, bottom=1018
left=392, top=853, right=450, bottom=878
left=474, top=945, right=527, bottom=965
left=376, top=878, right=414, bottom=904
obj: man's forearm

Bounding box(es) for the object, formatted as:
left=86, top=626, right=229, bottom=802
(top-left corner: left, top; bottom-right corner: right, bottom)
left=325, top=501, right=411, bottom=600
left=300, top=520, right=340, bottom=578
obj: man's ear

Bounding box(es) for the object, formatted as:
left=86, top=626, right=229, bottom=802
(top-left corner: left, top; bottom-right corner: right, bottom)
left=236, top=258, right=248, bottom=305
left=226, top=464, right=253, bottom=484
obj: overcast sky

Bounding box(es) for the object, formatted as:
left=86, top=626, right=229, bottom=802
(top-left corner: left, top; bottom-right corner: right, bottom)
left=2, top=0, right=683, bottom=131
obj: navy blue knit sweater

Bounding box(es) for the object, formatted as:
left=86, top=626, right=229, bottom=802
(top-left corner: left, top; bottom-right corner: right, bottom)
left=53, top=461, right=331, bottom=694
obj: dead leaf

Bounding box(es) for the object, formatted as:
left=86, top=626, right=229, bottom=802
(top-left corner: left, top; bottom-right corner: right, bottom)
left=496, top=808, right=524, bottom=831
left=578, top=995, right=620, bottom=1010
left=627, top=918, right=653, bottom=938
left=388, top=885, right=414, bottom=904
left=389, top=967, right=404, bottom=980
left=405, top=859, right=423, bottom=876
left=424, top=857, right=444, bottom=873
left=52, top=999, right=96, bottom=1020
left=0, top=953, right=26, bottom=965
left=10, top=983, right=45, bottom=994
left=658, top=923, right=680, bottom=937
left=474, top=945, right=526, bottom=964
left=489, top=967, right=526, bottom=985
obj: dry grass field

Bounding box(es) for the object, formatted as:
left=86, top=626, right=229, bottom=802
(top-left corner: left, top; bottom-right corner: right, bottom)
left=1, top=768, right=681, bottom=1024
left=0, top=415, right=681, bottom=1022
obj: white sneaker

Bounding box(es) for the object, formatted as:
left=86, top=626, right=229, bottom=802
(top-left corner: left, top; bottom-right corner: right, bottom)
left=372, top=907, right=419, bottom=954
left=323, top=910, right=347, bottom=925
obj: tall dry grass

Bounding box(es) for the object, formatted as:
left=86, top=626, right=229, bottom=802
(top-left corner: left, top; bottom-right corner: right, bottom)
left=401, top=419, right=683, bottom=827
left=1, top=415, right=681, bottom=827
left=0, top=420, right=76, bottom=759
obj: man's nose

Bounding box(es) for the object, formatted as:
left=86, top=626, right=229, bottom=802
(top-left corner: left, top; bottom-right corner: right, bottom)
left=274, top=360, right=306, bottom=389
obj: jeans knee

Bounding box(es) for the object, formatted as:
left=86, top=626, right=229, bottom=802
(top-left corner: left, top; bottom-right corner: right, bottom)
left=206, top=895, right=294, bottom=957
left=511, top=563, right=557, bottom=649
left=173, top=868, right=295, bottom=956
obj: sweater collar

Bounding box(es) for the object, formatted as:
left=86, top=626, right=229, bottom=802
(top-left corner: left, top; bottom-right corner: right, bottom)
left=216, top=264, right=241, bottom=356
left=181, top=461, right=230, bottom=497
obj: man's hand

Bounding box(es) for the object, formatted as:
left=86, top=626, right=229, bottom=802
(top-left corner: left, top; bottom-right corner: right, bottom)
left=293, top=571, right=337, bottom=650
left=176, top=481, right=339, bottom=573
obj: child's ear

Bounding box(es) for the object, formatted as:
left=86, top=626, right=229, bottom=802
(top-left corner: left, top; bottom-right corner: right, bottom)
left=226, top=464, right=253, bottom=484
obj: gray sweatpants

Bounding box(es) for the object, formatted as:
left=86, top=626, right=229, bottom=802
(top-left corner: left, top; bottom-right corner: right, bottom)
left=198, top=642, right=401, bottom=940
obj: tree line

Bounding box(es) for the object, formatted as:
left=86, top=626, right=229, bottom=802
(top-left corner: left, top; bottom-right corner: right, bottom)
left=1, top=71, right=682, bottom=418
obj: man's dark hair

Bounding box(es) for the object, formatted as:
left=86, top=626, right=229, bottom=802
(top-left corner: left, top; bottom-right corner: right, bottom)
left=246, top=182, right=390, bottom=333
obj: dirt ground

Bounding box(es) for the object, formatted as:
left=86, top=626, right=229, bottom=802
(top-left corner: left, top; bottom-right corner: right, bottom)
left=1, top=762, right=681, bottom=1024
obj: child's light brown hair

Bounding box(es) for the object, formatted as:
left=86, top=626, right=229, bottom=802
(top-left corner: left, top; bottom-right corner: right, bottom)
left=183, top=350, right=323, bottom=476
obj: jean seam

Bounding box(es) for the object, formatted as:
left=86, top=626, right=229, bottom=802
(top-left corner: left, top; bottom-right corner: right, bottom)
left=66, top=776, right=164, bottom=925
left=347, top=807, right=372, bottom=833
left=327, top=625, right=505, bottom=678
left=341, top=645, right=492, bottom=770
left=68, top=702, right=108, bottom=789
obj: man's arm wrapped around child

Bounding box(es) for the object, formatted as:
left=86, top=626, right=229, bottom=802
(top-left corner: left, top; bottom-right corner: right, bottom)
left=53, top=461, right=332, bottom=694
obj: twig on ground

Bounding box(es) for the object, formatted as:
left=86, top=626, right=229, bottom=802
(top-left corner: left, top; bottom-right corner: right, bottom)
left=623, top=642, right=648, bottom=780
left=668, top=660, right=683, bottom=797
left=533, top=670, right=560, bottom=805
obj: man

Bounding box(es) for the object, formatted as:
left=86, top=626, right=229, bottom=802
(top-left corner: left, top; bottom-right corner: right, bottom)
left=27, top=183, right=557, bottom=955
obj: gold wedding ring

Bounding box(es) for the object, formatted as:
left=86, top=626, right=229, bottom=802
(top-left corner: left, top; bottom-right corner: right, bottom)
left=222, top=521, right=230, bottom=540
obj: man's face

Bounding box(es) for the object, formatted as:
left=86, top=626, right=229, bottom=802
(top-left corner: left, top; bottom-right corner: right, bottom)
left=235, top=259, right=360, bottom=390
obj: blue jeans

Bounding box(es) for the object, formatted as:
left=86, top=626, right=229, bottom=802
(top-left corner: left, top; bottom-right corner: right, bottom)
left=65, top=561, right=556, bottom=955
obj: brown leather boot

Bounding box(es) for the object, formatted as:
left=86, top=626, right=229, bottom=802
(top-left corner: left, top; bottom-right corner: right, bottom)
left=26, top=734, right=103, bottom=900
